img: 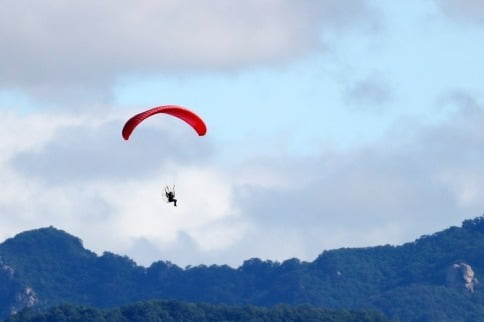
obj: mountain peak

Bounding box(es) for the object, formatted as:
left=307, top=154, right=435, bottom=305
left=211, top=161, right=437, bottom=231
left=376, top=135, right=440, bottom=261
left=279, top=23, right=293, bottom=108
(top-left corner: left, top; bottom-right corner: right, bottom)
left=0, top=226, right=95, bottom=260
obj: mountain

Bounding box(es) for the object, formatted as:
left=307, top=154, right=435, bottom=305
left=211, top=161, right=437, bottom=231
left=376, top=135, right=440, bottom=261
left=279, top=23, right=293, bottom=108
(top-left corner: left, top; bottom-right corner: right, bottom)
left=1, top=217, right=484, bottom=321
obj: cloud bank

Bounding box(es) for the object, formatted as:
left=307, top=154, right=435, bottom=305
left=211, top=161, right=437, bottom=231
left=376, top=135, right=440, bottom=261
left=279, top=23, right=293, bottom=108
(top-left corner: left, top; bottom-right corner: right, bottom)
left=0, top=0, right=376, bottom=99
left=2, top=94, right=484, bottom=267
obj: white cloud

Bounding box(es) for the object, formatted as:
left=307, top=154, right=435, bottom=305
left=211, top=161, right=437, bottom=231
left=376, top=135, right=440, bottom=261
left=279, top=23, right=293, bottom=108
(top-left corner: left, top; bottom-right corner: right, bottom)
left=0, top=0, right=376, bottom=99
left=0, top=107, right=246, bottom=266
left=0, top=110, right=82, bottom=161
left=224, top=97, right=484, bottom=265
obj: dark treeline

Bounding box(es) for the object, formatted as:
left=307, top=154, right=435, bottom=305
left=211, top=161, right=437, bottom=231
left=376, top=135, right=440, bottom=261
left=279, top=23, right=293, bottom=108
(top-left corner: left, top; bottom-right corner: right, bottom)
left=5, top=301, right=392, bottom=322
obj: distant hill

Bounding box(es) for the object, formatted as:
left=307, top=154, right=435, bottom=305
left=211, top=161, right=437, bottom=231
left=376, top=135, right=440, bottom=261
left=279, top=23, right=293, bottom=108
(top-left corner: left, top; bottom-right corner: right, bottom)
left=1, top=217, right=484, bottom=321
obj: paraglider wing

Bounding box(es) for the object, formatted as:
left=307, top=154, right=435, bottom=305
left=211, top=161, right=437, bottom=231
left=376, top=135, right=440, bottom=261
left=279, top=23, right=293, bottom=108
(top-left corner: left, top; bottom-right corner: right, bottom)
left=122, top=105, right=207, bottom=140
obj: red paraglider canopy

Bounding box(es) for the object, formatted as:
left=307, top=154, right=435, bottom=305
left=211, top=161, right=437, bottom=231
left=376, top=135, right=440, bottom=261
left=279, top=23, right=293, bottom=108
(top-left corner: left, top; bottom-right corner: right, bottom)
left=122, top=105, right=207, bottom=140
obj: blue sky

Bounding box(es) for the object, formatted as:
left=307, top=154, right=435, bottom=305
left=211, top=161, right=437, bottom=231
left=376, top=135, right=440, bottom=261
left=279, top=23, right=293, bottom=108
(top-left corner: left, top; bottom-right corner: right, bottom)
left=1, top=0, right=484, bottom=267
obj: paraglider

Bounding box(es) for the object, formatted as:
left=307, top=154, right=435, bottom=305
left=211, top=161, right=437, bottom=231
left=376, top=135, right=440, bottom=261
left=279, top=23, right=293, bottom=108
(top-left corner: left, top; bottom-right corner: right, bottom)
left=164, top=185, right=177, bottom=207
left=122, top=105, right=207, bottom=207
left=122, top=105, right=207, bottom=140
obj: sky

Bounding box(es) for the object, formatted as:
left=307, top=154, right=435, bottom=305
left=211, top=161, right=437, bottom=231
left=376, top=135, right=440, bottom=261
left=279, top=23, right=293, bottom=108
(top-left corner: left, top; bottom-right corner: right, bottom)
left=1, top=0, right=484, bottom=268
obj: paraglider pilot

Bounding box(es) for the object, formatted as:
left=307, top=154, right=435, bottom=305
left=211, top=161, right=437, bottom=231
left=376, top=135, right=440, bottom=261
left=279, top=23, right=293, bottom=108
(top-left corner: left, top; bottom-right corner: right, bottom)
left=164, top=185, right=177, bottom=207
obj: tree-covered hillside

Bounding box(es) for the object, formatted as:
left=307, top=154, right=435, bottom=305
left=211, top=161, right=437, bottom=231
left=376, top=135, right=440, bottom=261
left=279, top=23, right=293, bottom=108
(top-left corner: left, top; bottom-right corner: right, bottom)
left=1, top=217, right=484, bottom=321
left=6, top=301, right=391, bottom=322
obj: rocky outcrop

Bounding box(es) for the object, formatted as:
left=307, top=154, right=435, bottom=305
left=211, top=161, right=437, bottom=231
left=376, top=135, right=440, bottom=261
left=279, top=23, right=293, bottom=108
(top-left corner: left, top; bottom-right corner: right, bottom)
left=0, top=257, right=38, bottom=317
left=10, top=286, right=37, bottom=315
left=446, top=262, right=478, bottom=292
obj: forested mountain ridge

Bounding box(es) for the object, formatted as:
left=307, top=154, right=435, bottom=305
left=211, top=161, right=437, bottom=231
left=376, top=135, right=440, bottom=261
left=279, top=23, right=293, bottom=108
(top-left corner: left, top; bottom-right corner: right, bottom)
left=5, top=301, right=391, bottom=322
left=1, top=216, right=484, bottom=321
